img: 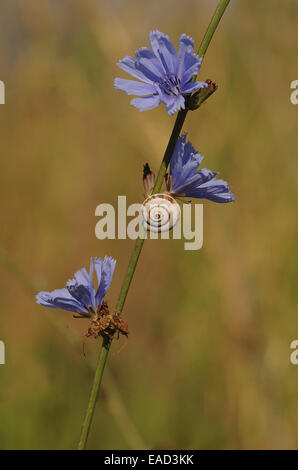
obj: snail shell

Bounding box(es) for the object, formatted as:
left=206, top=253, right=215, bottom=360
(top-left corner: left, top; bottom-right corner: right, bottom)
left=142, top=194, right=181, bottom=233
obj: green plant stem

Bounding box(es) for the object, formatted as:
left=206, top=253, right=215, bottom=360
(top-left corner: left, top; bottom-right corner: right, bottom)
left=78, top=337, right=111, bottom=450
left=116, top=108, right=187, bottom=312
left=116, top=236, right=145, bottom=312
left=197, top=0, right=231, bottom=59
left=78, top=0, right=231, bottom=450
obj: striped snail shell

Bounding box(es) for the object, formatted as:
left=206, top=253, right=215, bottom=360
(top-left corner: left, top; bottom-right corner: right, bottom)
left=142, top=193, right=181, bottom=233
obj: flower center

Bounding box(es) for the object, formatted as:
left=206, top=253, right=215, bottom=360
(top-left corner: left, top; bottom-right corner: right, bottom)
left=158, top=75, right=181, bottom=97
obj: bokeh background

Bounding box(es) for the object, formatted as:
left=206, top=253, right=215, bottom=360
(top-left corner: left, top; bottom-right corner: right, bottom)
left=0, top=0, right=298, bottom=450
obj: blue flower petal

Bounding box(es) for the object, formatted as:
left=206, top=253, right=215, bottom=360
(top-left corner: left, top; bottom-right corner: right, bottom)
left=36, top=288, right=88, bottom=313
left=135, top=59, right=163, bottom=83
left=88, top=257, right=96, bottom=309
left=95, top=257, right=116, bottom=305
left=135, top=47, right=164, bottom=79
left=149, top=30, right=177, bottom=75
left=36, top=257, right=117, bottom=314
left=117, top=56, right=153, bottom=84
left=170, top=135, right=204, bottom=189
left=130, top=95, right=161, bottom=111
left=166, top=94, right=185, bottom=115
left=115, top=31, right=204, bottom=115
left=170, top=136, right=235, bottom=203
left=114, top=78, right=156, bottom=96
left=173, top=168, right=217, bottom=195
left=176, top=34, right=195, bottom=78
left=181, top=80, right=208, bottom=94
left=73, top=267, right=89, bottom=287
left=94, top=257, right=102, bottom=290
left=66, top=280, right=93, bottom=310
left=181, top=55, right=202, bottom=86
left=190, top=178, right=236, bottom=203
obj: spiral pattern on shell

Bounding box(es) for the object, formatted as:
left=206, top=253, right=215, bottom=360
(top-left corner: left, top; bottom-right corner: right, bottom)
left=142, top=194, right=181, bottom=233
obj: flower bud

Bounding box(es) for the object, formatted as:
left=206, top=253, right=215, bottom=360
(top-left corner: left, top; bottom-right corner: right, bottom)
left=188, top=79, right=218, bottom=111
left=143, top=163, right=155, bottom=196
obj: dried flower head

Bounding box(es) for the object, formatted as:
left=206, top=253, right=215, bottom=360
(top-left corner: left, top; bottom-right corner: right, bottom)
left=85, top=302, right=128, bottom=341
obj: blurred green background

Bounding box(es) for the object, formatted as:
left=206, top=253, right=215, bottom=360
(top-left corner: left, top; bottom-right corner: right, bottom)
left=0, top=0, right=298, bottom=450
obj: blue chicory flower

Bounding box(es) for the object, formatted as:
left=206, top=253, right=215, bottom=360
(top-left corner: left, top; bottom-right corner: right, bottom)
left=169, top=135, right=235, bottom=203
left=114, top=31, right=207, bottom=115
left=36, top=257, right=116, bottom=315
